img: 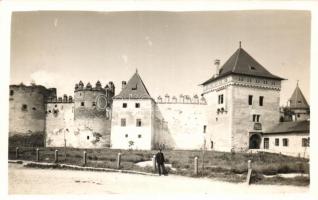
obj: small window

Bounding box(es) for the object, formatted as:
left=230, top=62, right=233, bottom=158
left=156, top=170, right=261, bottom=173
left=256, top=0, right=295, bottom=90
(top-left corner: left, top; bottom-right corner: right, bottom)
left=302, top=138, right=309, bottom=147
left=49, top=110, right=52, bottom=113
left=259, top=96, right=264, bottom=106
left=135, top=103, right=140, bottom=108
left=263, top=80, right=268, bottom=84
left=87, top=136, right=89, bottom=140
left=283, top=138, right=289, bottom=147
left=55, top=104, right=57, bottom=108
left=10, top=90, right=14, bottom=96
left=22, top=104, right=28, bottom=111
left=275, top=138, right=279, bottom=146
left=210, top=141, right=214, bottom=149
left=263, top=138, right=269, bottom=149
left=248, top=95, right=253, bottom=105
left=256, top=79, right=260, bottom=83
left=81, top=102, right=85, bottom=106
left=271, top=81, right=276, bottom=85
left=252, top=114, right=260, bottom=122
left=218, top=94, right=224, bottom=104
left=238, top=77, right=244, bottom=81
left=136, top=119, right=142, bottom=127
left=121, top=118, right=126, bottom=127
left=247, top=78, right=252, bottom=82
left=123, top=103, right=127, bottom=108
left=125, top=134, right=128, bottom=138
left=250, top=66, right=256, bottom=70
left=203, top=125, right=207, bottom=133
left=32, top=107, right=36, bottom=111
left=92, top=102, right=96, bottom=107
left=138, top=134, right=142, bottom=138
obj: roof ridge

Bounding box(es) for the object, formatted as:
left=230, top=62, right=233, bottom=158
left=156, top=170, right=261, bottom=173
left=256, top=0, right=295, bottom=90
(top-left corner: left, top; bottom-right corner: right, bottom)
left=232, top=48, right=241, bottom=72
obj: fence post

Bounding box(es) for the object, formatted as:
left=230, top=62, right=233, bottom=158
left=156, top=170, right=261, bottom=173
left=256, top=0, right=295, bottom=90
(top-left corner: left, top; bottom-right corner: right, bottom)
left=15, top=147, right=19, bottom=159
left=246, top=160, right=252, bottom=185
left=83, top=151, right=87, bottom=166
left=117, top=153, right=121, bottom=169
left=54, top=150, right=59, bottom=163
left=36, top=148, right=40, bottom=162
left=194, top=156, right=198, bottom=176
left=152, top=155, right=156, bottom=172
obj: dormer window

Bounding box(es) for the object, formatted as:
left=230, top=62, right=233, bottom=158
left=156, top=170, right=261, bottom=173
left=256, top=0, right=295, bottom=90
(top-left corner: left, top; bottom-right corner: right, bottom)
left=249, top=65, right=256, bottom=70
left=132, top=84, right=137, bottom=90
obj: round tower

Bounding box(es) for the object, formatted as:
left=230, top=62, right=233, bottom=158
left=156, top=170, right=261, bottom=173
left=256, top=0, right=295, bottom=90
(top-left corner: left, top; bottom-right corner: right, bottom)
left=9, top=83, right=55, bottom=147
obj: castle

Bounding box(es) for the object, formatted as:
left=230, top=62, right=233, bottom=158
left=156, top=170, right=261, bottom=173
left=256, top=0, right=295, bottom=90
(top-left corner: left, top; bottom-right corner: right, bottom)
left=9, top=44, right=310, bottom=157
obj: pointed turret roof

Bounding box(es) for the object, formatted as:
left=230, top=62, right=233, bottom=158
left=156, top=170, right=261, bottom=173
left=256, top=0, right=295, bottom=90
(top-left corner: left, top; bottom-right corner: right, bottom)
left=113, top=71, right=152, bottom=99
left=201, top=45, right=284, bottom=85
left=289, top=82, right=309, bottom=110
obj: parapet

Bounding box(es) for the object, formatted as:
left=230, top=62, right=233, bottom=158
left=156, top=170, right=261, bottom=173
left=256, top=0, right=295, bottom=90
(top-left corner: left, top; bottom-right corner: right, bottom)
left=156, top=94, right=207, bottom=105
left=75, top=80, right=115, bottom=94
left=46, top=94, right=74, bottom=103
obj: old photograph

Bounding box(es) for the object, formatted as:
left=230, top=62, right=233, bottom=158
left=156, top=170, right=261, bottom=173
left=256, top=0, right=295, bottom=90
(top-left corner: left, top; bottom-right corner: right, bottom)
left=2, top=2, right=314, bottom=197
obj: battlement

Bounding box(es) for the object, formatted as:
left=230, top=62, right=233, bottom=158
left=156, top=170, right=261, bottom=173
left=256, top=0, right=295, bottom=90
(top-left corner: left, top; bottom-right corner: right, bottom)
left=46, top=94, right=73, bottom=103
left=156, top=94, right=207, bottom=105
left=75, top=80, right=115, bottom=94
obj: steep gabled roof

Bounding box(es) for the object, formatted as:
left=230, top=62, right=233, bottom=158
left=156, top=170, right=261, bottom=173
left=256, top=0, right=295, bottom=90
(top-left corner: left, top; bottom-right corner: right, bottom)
left=113, top=71, right=152, bottom=99
left=201, top=47, right=284, bottom=85
left=263, top=120, right=310, bottom=135
left=289, top=83, right=309, bottom=109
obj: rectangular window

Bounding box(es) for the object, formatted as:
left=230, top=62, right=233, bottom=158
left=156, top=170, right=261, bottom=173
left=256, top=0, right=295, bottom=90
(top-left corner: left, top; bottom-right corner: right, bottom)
left=203, top=125, right=207, bottom=133
left=136, top=119, right=142, bottom=127
left=302, top=138, right=309, bottom=147
left=259, top=96, right=264, bottom=106
left=264, top=138, right=269, bottom=149
left=81, top=102, right=85, bottom=106
left=252, top=114, right=260, bottom=122
left=283, top=138, right=289, bottom=147
left=135, top=103, right=140, bottom=108
left=248, top=95, right=253, bottom=105
left=123, top=103, right=127, bottom=108
left=218, top=94, right=224, bottom=104
left=10, top=90, right=14, bottom=96
left=92, top=102, right=96, bottom=107
left=275, top=138, right=279, bottom=146
left=121, top=118, right=126, bottom=127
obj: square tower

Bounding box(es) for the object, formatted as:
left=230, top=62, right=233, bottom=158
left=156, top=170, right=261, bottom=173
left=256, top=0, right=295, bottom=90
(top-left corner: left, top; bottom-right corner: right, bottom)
left=111, top=71, right=155, bottom=150
left=201, top=45, right=284, bottom=152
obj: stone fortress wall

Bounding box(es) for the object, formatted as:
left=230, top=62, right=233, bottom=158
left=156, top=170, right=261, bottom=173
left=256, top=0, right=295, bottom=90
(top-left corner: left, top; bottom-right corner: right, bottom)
left=45, top=81, right=115, bottom=148
left=154, top=94, right=208, bottom=150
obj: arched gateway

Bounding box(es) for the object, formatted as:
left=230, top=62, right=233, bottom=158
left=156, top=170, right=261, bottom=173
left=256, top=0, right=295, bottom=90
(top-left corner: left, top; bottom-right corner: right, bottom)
left=249, top=133, right=261, bottom=149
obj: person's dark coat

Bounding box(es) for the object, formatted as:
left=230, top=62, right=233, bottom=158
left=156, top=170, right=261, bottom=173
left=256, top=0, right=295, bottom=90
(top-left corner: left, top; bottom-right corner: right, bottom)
left=155, top=152, right=165, bottom=164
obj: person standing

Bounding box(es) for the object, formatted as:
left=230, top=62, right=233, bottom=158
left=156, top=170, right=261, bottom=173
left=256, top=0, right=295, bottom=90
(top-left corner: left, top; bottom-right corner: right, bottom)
left=155, top=148, right=166, bottom=176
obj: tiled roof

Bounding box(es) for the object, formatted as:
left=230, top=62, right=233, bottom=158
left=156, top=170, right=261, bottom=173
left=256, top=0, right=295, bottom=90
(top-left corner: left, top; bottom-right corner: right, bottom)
left=113, top=71, right=152, bottom=99
left=201, top=47, right=284, bottom=85
left=263, top=120, right=310, bottom=134
left=289, top=83, right=309, bottom=110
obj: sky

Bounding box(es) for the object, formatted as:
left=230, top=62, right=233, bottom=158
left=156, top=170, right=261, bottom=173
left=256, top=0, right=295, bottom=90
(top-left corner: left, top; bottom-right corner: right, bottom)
left=10, top=10, right=310, bottom=106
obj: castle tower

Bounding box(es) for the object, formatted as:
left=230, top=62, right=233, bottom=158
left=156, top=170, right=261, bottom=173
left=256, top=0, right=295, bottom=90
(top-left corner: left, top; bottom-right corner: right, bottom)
left=201, top=43, right=284, bottom=152
left=9, top=83, right=56, bottom=147
left=111, top=70, right=155, bottom=150
left=288, top=82, right=310, bottom=121
left=73, top=80, right=114, bottom=148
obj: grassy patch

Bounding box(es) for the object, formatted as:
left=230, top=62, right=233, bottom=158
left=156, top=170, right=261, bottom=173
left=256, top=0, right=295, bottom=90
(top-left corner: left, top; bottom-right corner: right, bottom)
left=8, top=147, right=309, bottom=186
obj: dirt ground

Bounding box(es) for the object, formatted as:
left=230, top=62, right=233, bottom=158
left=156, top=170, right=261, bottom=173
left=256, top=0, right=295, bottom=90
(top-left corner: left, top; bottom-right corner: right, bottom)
left=8, top=163, right=308, bottom=195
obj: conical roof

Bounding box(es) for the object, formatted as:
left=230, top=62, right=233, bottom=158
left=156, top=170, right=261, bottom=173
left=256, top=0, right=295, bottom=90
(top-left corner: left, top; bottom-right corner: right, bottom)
left=113, top=71, right=152, bottom=99
left=289, top=83, right=309, bottom=109
left=201, top=46, right=284, bottom=85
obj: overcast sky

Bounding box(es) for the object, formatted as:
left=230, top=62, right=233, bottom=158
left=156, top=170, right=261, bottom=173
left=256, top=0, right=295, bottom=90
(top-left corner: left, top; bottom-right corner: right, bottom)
left=10, top=10, right=310, bottom=106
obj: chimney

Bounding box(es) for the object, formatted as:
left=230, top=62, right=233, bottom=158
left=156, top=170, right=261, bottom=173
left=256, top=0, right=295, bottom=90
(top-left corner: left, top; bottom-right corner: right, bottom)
left=214, top=59, right=220, bottom=77
left=122, top=81, right=127, bottom=90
